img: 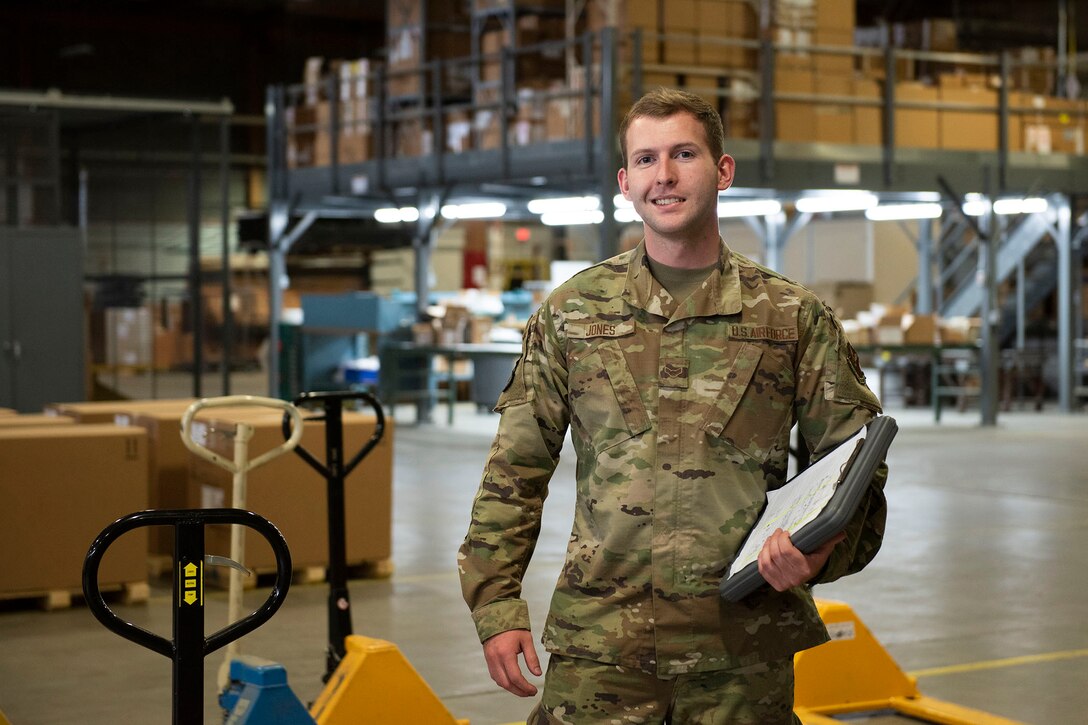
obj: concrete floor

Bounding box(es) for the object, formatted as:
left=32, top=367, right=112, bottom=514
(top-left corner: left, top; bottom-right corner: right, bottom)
left=1, top=376, right=1086, bottom=724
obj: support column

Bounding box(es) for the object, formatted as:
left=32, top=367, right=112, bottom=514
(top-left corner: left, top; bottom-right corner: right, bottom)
left=188, top=115, right=204, bottom=398
left=598, top=26, right=619, bottom=261
left=978, top=199, right=999, bottom=426
left=1056, top=194, right=1074, bottom=411
left=764, top=214, right=782, bottom=272
left=220, top=115, right=233, bottom=395
left=916, top=217, right=933, bottom=314
left=266, top=85, right=288, bottom=398
left=412, top=193, right=443, bottom=424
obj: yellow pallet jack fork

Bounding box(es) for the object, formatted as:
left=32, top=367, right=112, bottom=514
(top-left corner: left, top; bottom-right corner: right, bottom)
left=794, top=600, right=1024, bottom=724
left=310, top=635, right=469, bottom=725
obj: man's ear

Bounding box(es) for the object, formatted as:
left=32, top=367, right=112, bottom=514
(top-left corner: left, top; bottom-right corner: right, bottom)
left=717, top=154, right=736, bottom=191
left=617, top=166, right=630, bottom=199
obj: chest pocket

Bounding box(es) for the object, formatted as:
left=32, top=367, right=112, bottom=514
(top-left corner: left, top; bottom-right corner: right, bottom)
left=568, top=335, right=651, bottom=455
left=703, top=342, right=794, bottom=463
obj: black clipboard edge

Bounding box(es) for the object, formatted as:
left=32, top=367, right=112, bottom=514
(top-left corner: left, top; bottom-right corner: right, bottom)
left=718, top=415, right=898, bottom=603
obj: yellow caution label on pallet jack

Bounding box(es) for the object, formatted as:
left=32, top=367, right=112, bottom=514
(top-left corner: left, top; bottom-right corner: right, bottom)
left=179, top=560, right=202, bottom=607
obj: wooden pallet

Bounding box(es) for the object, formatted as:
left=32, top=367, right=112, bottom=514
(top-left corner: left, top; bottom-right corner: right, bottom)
left=0, top=581, right=150, bottom=612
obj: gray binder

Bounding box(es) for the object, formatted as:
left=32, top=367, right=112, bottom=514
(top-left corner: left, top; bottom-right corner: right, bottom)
left=719, top=415, right=898, bottom=602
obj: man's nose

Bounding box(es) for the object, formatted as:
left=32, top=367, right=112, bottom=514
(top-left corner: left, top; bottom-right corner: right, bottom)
left=655, top=158, right=675, bottom=184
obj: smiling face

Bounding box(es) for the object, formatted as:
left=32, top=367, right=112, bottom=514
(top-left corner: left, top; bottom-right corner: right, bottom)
left=617, top=111, right=735, bottom=260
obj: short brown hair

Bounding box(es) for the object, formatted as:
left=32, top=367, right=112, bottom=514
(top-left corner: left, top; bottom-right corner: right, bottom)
left=618, top=88, right=726, bottom=168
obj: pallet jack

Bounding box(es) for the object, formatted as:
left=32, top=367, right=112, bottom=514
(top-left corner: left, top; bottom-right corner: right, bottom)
left=83, top=392, right=467, bottom=724
left=795, top=599, right=1024, bottom=724
left=83, top=507, right=300, bottom=724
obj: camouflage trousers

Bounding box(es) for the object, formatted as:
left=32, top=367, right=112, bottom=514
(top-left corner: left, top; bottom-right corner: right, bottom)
left=526, top=654, right=800, bottom=725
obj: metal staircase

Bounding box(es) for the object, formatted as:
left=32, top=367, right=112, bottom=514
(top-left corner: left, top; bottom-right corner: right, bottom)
left=939, top=197, right=1058, bottom=320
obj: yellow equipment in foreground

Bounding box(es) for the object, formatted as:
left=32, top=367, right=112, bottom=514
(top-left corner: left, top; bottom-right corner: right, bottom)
left=795, top=600, right=1023, bottom=724
left=310, top=635, right=469, bottom=725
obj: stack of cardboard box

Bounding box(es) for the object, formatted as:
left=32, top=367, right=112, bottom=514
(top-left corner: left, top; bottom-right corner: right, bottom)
left=837, top=303, right=979, bottom=348
left=772, top=0, right=860, bottom=144
left=288, top=57, right=375, bottom=168
left=474, top=2, right=568, bottom=150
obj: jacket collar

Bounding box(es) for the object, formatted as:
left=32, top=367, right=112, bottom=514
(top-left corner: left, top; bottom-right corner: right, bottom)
left=622, top=239, right=743, bottom=321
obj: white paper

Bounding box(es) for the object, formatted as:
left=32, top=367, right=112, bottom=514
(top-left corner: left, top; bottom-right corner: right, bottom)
left=727, top=427, right=867, bottom=578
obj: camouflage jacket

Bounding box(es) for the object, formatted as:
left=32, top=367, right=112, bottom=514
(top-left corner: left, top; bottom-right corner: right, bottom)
left=458, top=240, right=887, bottom=676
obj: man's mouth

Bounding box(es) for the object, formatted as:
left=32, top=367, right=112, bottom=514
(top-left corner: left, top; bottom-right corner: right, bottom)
left=652, top=197, right=684, bottom=206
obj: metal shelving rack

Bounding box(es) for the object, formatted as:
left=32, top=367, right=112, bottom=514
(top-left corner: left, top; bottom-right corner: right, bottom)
left=265, top=27, right=1088, bottom=415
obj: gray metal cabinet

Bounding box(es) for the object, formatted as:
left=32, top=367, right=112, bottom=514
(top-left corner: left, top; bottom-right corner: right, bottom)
left=0, top=228, right=85, bottom=412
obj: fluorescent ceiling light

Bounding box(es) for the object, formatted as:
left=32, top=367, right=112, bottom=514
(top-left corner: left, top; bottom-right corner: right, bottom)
left=962, top=193, right=989, bottom=216
left=540, top=210, right=604, bottom=226
left=993, top=197, right=1048, bottom=215
left=527, top=196, right=600, bottom=214
left=718, top=199, right=782, bottom=218
left=614, top=208, right=642, bottom=223
left=440, top=202, right=506, bottom=220
left=795, top=192, right=878, bottom=214
left=613, top=194, right=634, bottom=209
left=865, top=203, right=943, bottom=221
left=374, top=206, right=419, bottom=224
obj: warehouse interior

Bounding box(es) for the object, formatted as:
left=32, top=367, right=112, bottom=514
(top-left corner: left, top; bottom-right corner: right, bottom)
left=1, top=1, right=1087, bottom=724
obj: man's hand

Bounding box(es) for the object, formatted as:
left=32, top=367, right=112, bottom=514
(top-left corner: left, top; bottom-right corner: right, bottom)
left=757, top=528, right=845, bottom=592
left=482, top=629, right=542, bottom=697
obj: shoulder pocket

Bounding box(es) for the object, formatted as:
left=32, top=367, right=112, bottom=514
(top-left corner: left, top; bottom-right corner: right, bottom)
left=494, top=318, right=538, bottom=411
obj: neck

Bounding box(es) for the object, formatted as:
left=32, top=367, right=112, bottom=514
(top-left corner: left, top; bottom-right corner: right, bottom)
left=644, top=230, right=721, bottom=269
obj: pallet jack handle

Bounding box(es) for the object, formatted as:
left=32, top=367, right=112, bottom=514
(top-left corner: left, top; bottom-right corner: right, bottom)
left=281, top=390, right=386, bottom=682
left=83, top=509, right=293, bottom=725
left=180, top=395, right=304, bottom=690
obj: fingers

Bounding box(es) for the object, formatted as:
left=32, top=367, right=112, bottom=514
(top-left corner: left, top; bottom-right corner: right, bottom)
left=757, top=528, right=799, bottom=591
left=483, top=629, right=540, bottom=697
left=757, top=528, right=842, bottom=591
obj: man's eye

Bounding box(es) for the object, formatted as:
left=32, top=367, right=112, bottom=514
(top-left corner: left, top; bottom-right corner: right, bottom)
left=636, top=156, right=653, bottom=165
left=677, top=150, right=695, bottom=159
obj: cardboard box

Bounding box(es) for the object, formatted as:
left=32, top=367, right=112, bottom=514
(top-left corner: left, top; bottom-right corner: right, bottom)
left=810, top=281, right=875, bottom=320
left=626, top=0, right=660, bottom=29
left=664, top=0, right=698, bottom=31
left=816, top=0, right=855, bottom=32
left=938, top=316, right=981, bottom=345
left=44, top=398, right=195, bottom=424
left=775, top=69, right=816, bottom=142
left=813, top=74, right=855, bottom=144
left=187, top=410, right=393, bottom=573
left=902, top=313, right=938, bottom=345
left=873, top=322, right=906, bottom=346
left=853, top=77, right=883, bottom=145
left=895, top=82, right=940, bottom=149
left=0, top=425, right=148, bottom=596
left=939, top=86, right=998, bottom=151
left=105, top=307, right=152, bottom=367
left=775, top=26, right=814, bottom=71
left=814, top=28, right=855, bottom=75
left=1042, top=97, right=1087, bottom=154
left=664, top=37, right=698, bottom=65
left=0, top=414, right=76, bottom=428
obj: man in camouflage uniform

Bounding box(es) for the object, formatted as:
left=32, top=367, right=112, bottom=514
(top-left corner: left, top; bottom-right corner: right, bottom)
left=458, top=88, right=887, bottom=724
